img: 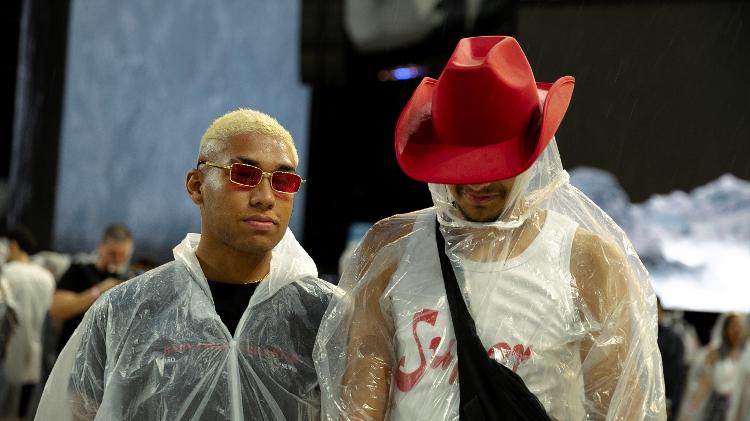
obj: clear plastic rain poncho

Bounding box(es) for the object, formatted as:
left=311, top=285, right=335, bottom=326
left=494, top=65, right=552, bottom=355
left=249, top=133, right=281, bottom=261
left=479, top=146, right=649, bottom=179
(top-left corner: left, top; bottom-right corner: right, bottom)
left=727, top=340, right=750, bottom=421
left=315, top=139, right=666, bottom=420
left=36, top=230, right=336, bottom=420
left=678, top=312, right=748, bottom=421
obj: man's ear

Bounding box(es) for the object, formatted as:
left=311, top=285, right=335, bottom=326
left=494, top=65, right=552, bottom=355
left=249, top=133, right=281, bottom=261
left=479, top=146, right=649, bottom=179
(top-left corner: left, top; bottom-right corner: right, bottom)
left=186, top=169, right=204, bottom=205
left=7, top=239, right=19, bottom=256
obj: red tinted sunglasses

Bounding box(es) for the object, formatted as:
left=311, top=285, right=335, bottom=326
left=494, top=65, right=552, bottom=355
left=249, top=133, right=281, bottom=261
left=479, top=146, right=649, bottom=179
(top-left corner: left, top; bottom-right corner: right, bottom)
left=198, top=161, right=305, bottom=193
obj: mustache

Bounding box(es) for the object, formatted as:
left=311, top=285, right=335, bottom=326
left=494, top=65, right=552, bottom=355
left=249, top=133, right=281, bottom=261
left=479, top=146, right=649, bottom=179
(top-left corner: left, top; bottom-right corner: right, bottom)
left=456, top=185, right=507, bottom=196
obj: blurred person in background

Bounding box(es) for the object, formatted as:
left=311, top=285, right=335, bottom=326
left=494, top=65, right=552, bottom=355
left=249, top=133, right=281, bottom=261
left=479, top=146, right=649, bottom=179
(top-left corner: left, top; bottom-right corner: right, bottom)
left=727, top=323, right=750, bottom=421
left=129, top=257, right=158, bottom=277
left=0, top=226, right=54, bottom=420
left=29, top=252, right=71, bottom=284
left=680, top=313, right=747, bottom=421
left=36, top=109, right=335, bottom=420
left=315, top=36, right=665, bottom=420
left=49, top=224, right=133, bottom=353
left=665, top=308, right=703, bottom=365
left=658, top=296, right=687, bottom=420
left=0, top=273, right=16, bottom=367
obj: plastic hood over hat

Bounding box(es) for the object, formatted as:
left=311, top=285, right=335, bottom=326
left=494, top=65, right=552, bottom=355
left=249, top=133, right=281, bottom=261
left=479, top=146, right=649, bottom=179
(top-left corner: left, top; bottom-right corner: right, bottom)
left=36, top=229, right=335, bottom=420
left=315, top=139, right=666, bottom=420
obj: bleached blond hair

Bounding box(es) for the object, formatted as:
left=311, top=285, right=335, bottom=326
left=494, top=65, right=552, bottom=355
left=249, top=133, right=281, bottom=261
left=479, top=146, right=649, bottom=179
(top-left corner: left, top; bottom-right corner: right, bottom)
left=199, top=108, right=298, bottom=164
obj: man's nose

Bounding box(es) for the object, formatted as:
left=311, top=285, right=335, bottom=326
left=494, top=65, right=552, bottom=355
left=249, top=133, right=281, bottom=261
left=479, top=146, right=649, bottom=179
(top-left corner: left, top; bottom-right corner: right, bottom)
left=249, top=174, right=275, bottom=208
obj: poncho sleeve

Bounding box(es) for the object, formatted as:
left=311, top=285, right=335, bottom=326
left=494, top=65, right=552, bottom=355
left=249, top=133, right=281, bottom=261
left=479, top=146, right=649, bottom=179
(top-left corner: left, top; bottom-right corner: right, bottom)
left=570, top=228, right=666, bottom=419
left=36, top=291, right=110, bottom=421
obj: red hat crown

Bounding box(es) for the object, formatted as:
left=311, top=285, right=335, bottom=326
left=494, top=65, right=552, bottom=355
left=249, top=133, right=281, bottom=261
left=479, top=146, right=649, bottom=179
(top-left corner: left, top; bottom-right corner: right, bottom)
left=431, top=37, right=540, bottom=149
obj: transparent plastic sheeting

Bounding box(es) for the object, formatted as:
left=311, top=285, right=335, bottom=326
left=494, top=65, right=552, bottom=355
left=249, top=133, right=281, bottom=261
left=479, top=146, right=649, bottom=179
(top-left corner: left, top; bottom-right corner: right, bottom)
left=315, top=140, right=666, bottom=420
left=36, top=231, right=336, bottom=420
left=728, top=345, right=750, bottom=421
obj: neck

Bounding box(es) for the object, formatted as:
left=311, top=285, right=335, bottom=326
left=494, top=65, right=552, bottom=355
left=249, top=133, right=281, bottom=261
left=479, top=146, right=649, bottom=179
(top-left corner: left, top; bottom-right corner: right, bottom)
left=456, top=209, right=545, bottom=262
left=8, top=253, right=29, bottom=263
left=95, top=259, right=111, bottom=273
left=195, top=237, right=271, bottom=284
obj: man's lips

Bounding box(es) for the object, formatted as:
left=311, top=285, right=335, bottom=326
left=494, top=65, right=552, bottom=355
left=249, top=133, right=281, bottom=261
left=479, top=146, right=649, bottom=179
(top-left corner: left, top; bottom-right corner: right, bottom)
left=462, top=191, right=504, bottom=205
left=242, top=215, right=278, bottom=230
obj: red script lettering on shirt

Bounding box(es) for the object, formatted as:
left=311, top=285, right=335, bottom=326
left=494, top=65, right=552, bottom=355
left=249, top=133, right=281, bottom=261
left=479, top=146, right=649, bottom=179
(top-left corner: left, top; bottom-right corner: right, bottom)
left=396, top=308, right=533, bottom=392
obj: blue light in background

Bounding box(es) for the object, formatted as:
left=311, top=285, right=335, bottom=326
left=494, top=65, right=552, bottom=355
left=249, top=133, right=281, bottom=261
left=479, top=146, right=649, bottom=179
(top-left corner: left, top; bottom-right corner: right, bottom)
left=379, top=65, right=428, bottom=82
left=392, top=67, right=417, bottom=80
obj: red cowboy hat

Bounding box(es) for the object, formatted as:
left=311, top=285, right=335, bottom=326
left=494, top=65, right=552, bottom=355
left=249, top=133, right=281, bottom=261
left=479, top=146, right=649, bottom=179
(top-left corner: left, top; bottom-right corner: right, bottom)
left=395, top=36, right=575, bottom=184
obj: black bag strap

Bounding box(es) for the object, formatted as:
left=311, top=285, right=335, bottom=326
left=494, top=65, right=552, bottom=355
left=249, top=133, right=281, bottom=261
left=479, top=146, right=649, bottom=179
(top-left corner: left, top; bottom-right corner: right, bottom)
left=435, top=218, right=552, bottom=421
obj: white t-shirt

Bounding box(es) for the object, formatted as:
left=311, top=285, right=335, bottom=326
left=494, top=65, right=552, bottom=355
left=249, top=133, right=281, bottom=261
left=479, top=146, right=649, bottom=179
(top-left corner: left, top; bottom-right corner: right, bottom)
left=2, top=261, right=55, bottom=383
left=386, top=210, right=586, bottom=420
left=713, top=357, right=739, bottom=396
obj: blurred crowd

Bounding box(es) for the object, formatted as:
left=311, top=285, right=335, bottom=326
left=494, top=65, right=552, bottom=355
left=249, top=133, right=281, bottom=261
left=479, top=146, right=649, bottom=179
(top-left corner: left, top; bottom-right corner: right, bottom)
left=657, top=299, right=750, bottom=420
left=0, top=224, right=157, bottom=420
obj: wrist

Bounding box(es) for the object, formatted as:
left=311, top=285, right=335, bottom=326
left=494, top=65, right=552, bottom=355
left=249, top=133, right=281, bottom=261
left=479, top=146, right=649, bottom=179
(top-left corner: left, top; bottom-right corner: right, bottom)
left=90, top=286, right=101, bottom=299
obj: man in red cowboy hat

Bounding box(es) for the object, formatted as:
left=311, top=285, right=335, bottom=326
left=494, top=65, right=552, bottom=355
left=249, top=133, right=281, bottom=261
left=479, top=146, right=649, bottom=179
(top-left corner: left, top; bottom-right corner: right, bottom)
left=315, top=36, right=665, bottom=420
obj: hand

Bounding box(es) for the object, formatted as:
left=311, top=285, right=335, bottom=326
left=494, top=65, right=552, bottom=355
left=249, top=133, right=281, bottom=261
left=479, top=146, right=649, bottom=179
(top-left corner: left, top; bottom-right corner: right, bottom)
left=706, top=349, right=718, bottom=365
left=96, top=278, right=121, bottom=293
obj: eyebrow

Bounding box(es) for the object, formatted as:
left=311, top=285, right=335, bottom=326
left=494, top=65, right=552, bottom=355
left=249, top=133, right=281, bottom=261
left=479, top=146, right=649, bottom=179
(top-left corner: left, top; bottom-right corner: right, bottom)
left=232, top=157, right=295, bottom=173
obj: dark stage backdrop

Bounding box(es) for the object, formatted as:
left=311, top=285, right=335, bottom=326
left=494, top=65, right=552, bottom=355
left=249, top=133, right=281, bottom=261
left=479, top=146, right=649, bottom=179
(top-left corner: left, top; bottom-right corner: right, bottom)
left=5, top=0, right=70, bottom=248
left=518, top=1, right=749, bottom=202
left=301, top=0, right=518, bottom=277
left=0, top=0, right=22, bottom=222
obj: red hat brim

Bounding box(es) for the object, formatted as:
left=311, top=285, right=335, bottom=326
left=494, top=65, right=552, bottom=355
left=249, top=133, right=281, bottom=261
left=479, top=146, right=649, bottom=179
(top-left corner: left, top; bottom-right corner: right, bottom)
left=395, top=76, right=575, bottom=184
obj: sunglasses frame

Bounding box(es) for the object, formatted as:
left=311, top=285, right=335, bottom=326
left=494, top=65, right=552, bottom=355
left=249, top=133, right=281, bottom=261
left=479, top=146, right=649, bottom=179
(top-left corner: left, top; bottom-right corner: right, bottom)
left=197, top=160, right=305, bottom=194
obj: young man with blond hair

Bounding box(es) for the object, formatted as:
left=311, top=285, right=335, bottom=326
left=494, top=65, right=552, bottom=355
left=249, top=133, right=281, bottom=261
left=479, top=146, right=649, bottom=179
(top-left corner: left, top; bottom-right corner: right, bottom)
left=37, top=109, right=335, bottom=420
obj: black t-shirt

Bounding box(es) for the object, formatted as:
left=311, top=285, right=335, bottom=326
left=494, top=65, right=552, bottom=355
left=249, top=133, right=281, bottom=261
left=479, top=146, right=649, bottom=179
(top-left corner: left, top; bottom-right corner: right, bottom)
left=658, top=323, right=686, bottom=415
left=56, top=263, right=120, bottom=352
left=206, top=279, right=259, bottom=335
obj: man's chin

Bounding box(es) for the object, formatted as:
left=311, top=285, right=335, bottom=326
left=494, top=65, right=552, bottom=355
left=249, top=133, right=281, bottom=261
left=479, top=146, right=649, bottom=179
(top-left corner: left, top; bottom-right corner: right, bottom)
left=236, top=235, right=283, bottom=255
left=464, top=213, right=502, bottom=223
left=456, top=204, right=502, bottom=223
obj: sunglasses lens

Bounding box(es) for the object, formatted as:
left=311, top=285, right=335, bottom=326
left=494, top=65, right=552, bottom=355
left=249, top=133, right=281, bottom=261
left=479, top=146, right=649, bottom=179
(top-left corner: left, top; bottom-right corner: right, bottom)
left=272, top=172, right=302, bottom=193
left=230, top=163, right=262, bottom=186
